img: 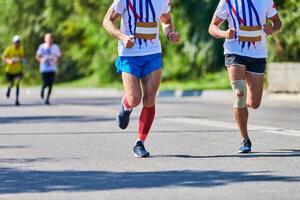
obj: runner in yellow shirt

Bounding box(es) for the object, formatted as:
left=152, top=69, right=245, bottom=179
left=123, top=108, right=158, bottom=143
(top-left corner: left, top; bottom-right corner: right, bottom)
left=2, top=35, right=25, bottom=106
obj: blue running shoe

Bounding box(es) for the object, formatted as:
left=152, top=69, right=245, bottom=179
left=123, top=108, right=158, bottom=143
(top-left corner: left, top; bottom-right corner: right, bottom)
left=117, top=104, right=132, bottom=129
left=133, top=141, right=150, bottom=158
left=238, top=138, right=252, bottom=153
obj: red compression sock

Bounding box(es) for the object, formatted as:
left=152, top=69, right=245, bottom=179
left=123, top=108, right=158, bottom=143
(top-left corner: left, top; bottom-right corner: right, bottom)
left=138, top=106, right=155, bottom=142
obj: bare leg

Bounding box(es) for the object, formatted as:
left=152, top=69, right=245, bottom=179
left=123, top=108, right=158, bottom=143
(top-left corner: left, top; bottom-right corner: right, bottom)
left=246, top=72, right=264, bottom=109
left=122, top=73, right=142, bottom=108
left=141, top=69, right=162, bottom=107
left=227, top=65, right=248, bottom=139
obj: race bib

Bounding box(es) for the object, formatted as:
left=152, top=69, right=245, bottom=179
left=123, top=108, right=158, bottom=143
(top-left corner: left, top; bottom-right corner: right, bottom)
left=238, top=25, right=263, bottom=42
left=135, top=22, right=158, bottom=40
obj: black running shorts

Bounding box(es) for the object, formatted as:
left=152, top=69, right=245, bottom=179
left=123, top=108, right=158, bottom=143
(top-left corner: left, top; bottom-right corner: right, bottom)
left=225, top=54, right=266, bottom=74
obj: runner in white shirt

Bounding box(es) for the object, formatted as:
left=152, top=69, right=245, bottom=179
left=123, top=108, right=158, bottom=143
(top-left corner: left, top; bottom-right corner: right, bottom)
left=36, top=33, right=61, bottom=105
left=103, top=0, right=180, bottom=158
left=209, top=0, right=282, bottom=153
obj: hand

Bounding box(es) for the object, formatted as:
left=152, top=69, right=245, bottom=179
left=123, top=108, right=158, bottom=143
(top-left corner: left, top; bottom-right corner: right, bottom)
left=263, top=25, right=273, bottom=35
left=122, top=35, right=135, bottom=48
left=53, top=57, right=58, bottom=64
left=7, top=59, right=14, bottom=65
left=167, top=31, right=180, bottom=44
left=224, top=29, right=235, bottom=39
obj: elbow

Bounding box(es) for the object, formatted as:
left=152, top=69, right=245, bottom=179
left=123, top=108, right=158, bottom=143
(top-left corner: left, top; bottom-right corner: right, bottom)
left=102, top=19, right=107, bottom=29
left=208, top=25, right=213, bottom=36
left=278, top=21, right=283, bottom=32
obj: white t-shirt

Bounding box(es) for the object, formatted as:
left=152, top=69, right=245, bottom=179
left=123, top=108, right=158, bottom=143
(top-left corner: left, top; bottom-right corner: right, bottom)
left=113, top=0, right=171, bottom=57
left=215, top=0, right=278, bottom=58
left=36, top=43, right=61, bottom=73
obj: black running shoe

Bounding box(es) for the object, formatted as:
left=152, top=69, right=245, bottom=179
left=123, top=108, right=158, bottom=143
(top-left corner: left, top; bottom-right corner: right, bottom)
left=117, top=104, right=132, bottom=129
left=15, top=100, right=20, bottom=106
left=238, top=138, right=252, bottom=153
left=133, top=141, right=150, bottom=158
left=45, top=99, right=51, bottom=105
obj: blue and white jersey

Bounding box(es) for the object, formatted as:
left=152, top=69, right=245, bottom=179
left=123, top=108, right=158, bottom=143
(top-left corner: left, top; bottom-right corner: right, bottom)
left=113, top=0, right=171, bottom=56
left=215, top=0, right=278, bottom=58
left=36, top=43, right=61, bottom=73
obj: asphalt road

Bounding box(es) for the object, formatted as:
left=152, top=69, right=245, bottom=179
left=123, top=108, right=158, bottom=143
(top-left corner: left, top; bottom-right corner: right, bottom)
left=0, top=88, right=299, bottom=200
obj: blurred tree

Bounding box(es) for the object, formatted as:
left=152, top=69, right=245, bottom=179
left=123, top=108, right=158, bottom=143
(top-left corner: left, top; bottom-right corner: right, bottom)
left=269, top=0, right=300, bottom=62
left=0, top=0, right=299, bottom=85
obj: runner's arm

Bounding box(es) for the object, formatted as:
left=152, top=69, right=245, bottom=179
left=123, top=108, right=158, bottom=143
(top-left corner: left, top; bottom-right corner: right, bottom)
left=160, top=12, right=180, bottom=43
left=209, top=15, right=235, bottom=39
left=35, top=54, right=42, bottom=63
left=103, top=4, right=135, bottom=48
left=2, top=52, right=13, bottom=65
left=263, top=14, right=282, bottom=35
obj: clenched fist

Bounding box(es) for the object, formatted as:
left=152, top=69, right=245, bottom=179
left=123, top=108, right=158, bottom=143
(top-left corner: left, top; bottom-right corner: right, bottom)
left=224, top=29, right=236, bottom=39
left=167, top=31, right=180, bottom=44
left=122, top=35, right=135, bottom=48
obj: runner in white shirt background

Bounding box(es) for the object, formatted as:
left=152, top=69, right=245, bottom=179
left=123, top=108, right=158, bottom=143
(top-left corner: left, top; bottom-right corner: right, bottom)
left=36, top=33, right=61, bottom=105
left=209, top=0, right=282, bottom=153
left=103, top=0, right=180, bottom=158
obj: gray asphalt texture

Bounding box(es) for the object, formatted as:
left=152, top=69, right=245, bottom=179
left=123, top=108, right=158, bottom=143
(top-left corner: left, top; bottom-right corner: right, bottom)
left=0, top=88, right=299, bottom=200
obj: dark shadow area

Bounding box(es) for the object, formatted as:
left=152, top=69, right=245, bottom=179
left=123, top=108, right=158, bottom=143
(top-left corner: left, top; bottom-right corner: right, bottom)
left=0, top=168, right=299, bottom=194
left=154, top=150, right=300, bottom=159
left=0, top=115, right=115, bottom=124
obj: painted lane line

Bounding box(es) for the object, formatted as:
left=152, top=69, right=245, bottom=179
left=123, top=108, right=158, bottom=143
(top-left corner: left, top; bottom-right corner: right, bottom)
left=162, top=117, right=300, bottom=137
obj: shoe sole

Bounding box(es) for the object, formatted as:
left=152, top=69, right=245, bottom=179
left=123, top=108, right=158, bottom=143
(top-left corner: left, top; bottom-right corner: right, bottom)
left=134, top=153, right=150, bottom=158
left=238, top=150, right=251, bottom=154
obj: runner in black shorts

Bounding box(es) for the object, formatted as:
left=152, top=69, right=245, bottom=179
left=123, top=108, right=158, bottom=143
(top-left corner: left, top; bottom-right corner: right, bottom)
left=2, top=35, right=25, bottom=106
left=209, top=0, right=282, bottom=153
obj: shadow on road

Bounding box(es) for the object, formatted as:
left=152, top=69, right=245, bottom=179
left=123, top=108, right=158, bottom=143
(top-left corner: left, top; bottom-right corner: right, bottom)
left=0, top=116, right=115, bottom=124
left=154, top=150, right=300, bottom=159
left=0, top=168, right=299, bottom=194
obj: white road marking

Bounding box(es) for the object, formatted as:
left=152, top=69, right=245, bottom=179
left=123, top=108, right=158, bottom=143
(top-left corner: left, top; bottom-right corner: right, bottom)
left=163, top=117, right=300, bottom=137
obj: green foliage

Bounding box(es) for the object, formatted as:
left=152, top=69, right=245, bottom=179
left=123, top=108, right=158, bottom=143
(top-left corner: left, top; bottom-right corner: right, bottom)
left=0, top=0, right=299, bottom=85
left=269, top=0, right=300, bottom=62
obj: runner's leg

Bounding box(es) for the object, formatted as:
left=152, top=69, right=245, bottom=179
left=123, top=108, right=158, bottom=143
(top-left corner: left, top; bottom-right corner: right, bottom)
left=46, top=72, right=55, bottom=104
left=227, top=65, right=249, bottom=140
left=138, top=69, right=161, bottom=142
left=122, top=72, right=142, bottom=108
left=246, top=72, right=264, bottom=109
left=15, top=77, right=21, bottom=105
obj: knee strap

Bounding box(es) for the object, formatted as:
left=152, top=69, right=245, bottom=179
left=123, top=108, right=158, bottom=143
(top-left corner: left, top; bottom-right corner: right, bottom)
left=231, top=80, right=247, bottom=109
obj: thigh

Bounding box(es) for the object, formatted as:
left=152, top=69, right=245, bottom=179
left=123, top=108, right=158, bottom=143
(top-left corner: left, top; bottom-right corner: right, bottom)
left=41, top=73, right=48, bottom=84
left=6, top=74, right=14, bottom=82
left=141, top=69, right=161, bottom=100
left=14, top=73, right=23, bottom=82
left=122, top=72, right=142, bottom=101
left=48, top=72, right=56, bottom=84
left=227, top=65, right=247, bottom=81
left=245, top=72, right=264, bottom=104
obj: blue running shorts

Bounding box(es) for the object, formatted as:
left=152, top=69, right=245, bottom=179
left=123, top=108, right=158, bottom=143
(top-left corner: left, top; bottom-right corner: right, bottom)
left=115, top=53, right=162, bottom=78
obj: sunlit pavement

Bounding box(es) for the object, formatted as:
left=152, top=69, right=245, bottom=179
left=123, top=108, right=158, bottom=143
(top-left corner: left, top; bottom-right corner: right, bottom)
left=0, top=88, right=300, bottom=200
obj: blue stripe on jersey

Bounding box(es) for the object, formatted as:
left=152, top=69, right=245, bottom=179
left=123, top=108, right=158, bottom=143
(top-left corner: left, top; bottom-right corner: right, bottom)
left=226, top=0, right=238, bottom=39
left=247, top=0, right=261, bottom=25
left=147, top=0, right=156, bottom=21
left=126, top=0, right=133, bottom=35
